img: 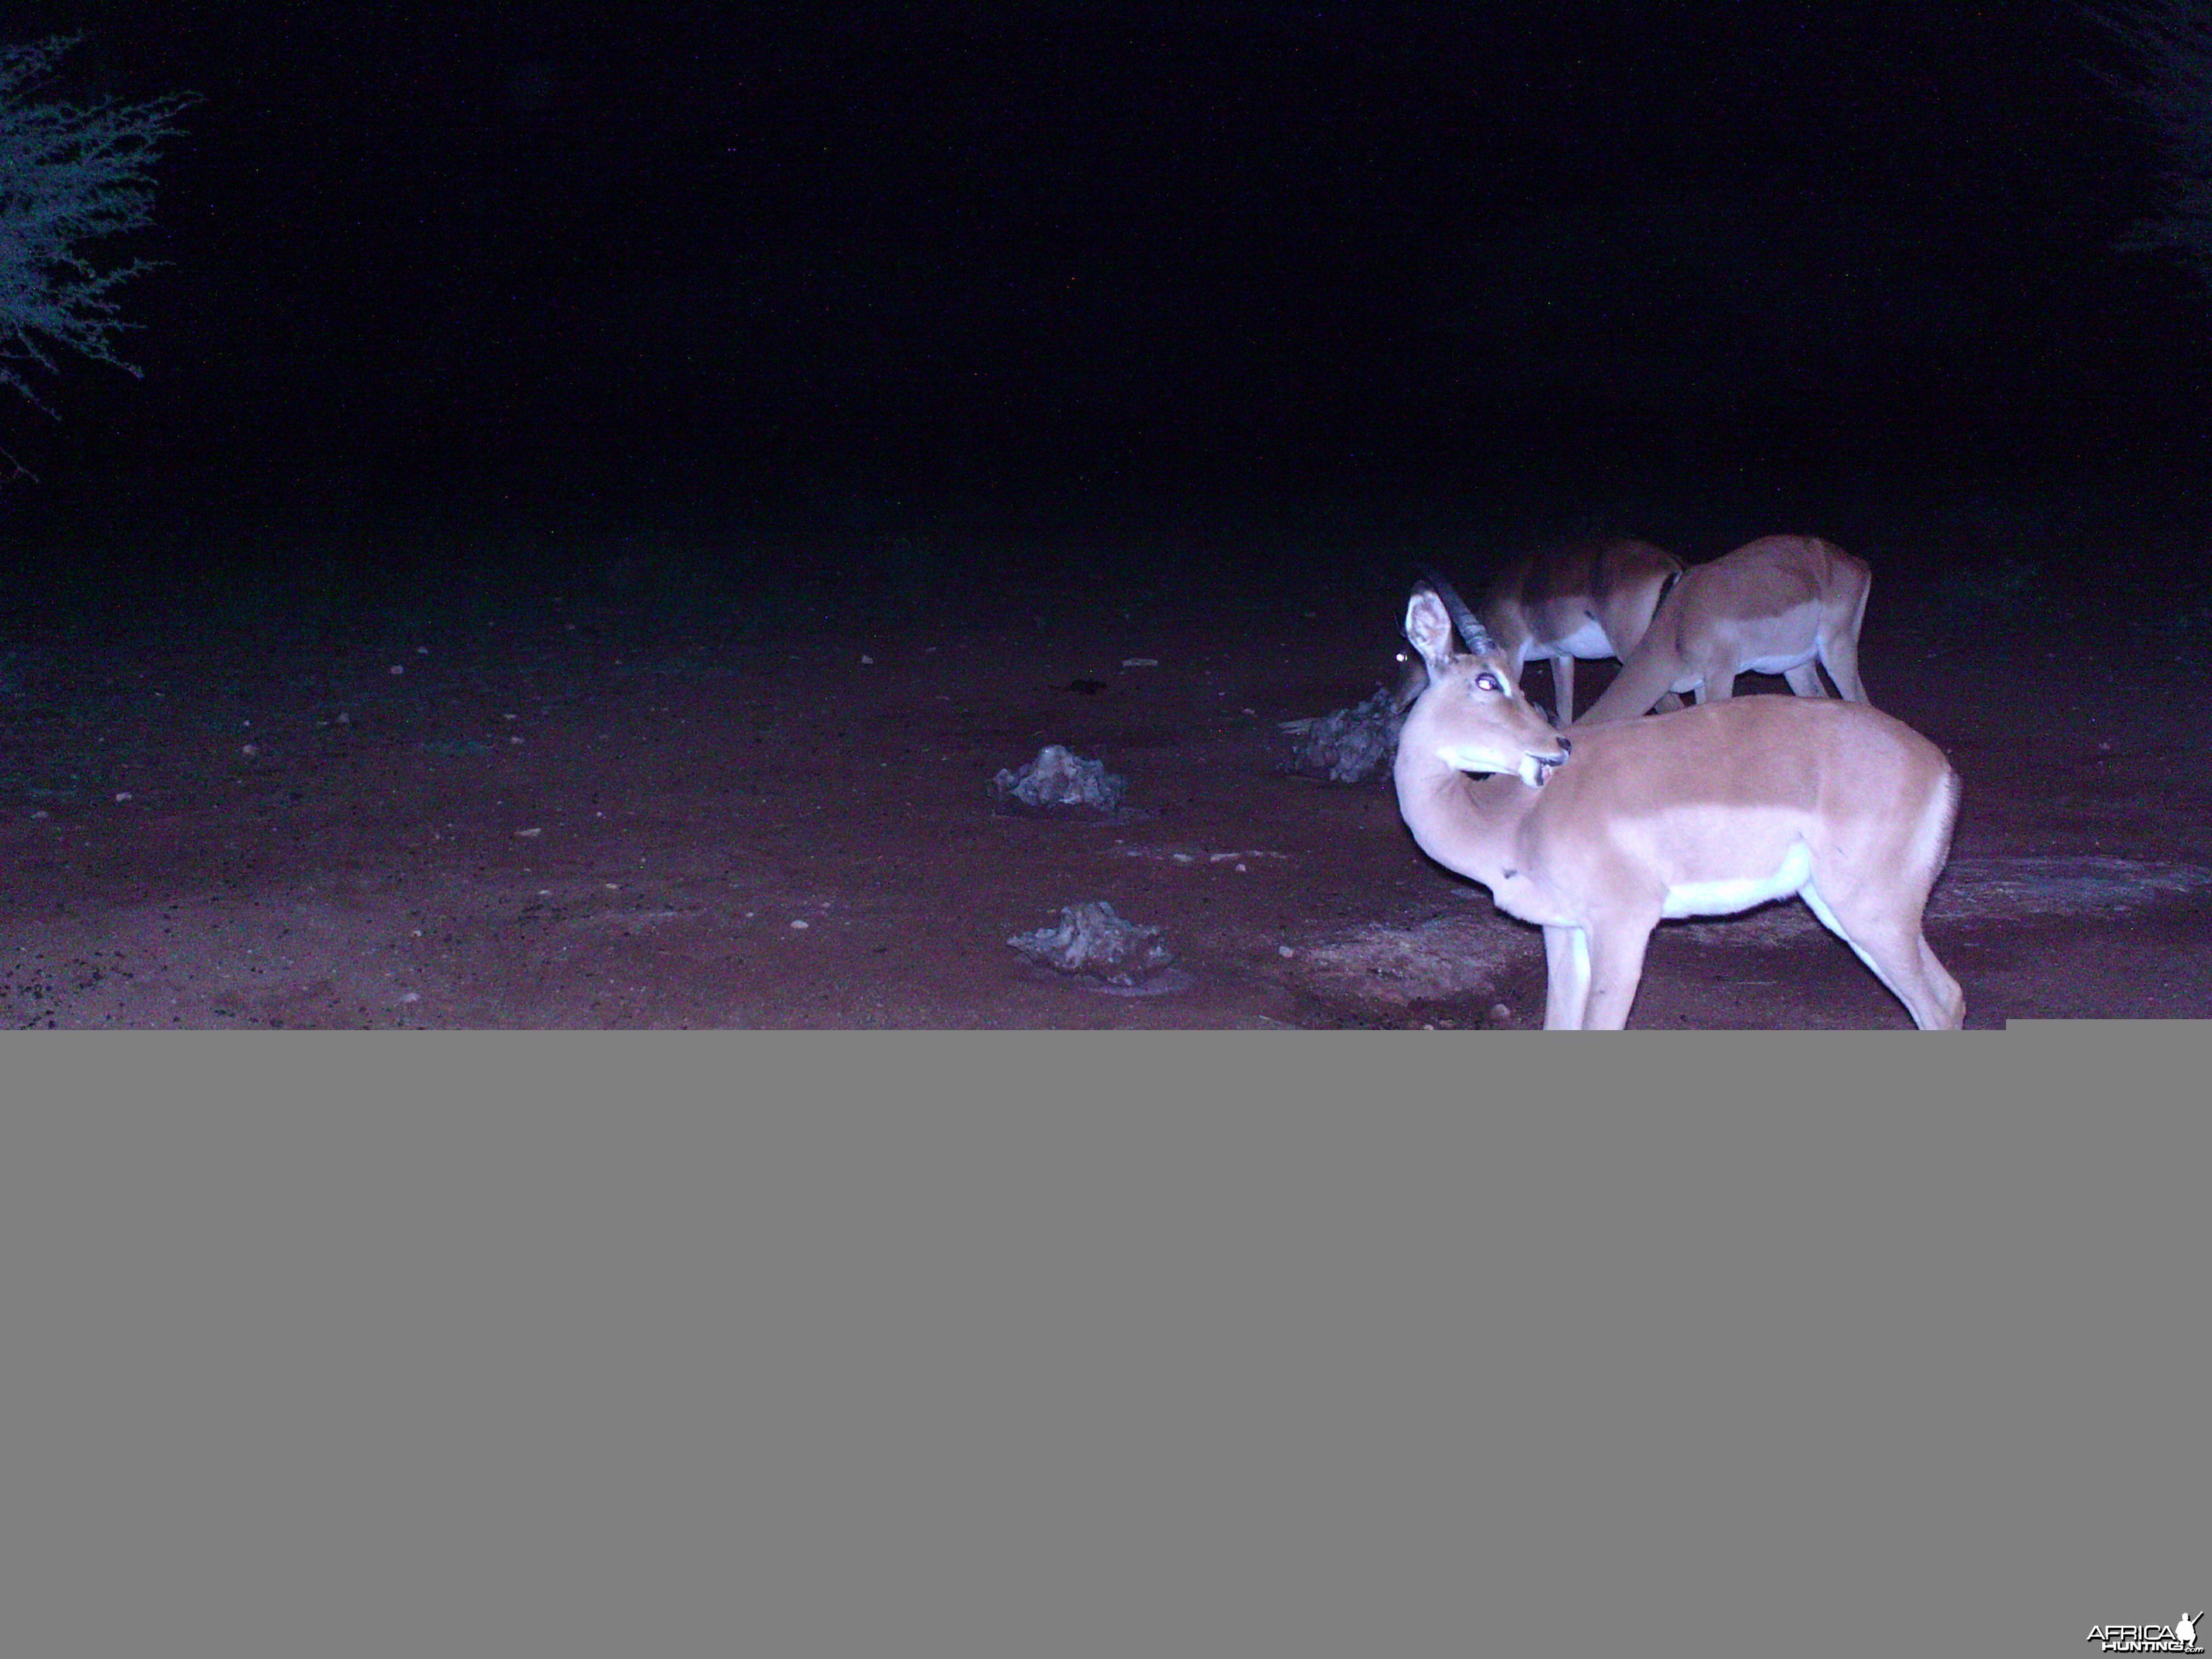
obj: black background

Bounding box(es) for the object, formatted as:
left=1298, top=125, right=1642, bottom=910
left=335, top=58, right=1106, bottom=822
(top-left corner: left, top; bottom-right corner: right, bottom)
left=3, top=2, right=2205, bottom=580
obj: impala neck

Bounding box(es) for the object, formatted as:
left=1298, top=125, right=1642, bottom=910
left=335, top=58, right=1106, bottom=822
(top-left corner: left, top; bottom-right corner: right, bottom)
left=1392, top=739, right=1528, bottom=884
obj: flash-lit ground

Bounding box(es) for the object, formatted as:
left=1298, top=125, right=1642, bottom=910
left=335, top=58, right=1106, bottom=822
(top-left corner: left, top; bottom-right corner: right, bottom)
left=6, top=476, right=2210, bottom=1029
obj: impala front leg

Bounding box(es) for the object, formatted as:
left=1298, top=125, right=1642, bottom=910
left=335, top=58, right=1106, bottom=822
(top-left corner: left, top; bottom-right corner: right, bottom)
left=1577, top=918, right=1657, bottom=1030
left=1541, top=924, right=1593, bottom=1029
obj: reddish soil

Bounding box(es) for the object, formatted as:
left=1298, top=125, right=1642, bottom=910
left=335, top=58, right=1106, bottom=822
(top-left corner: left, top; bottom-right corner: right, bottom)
left=6, top=514, right=2211, bottom=1029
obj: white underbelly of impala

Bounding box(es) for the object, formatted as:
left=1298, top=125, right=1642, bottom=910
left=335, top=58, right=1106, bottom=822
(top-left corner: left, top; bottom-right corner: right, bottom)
left=1660, top=840, right=1812, bottom=918
left=1548, top=617, right=1612, bottom=659
left=1738, top=643, right=1820, bottom=676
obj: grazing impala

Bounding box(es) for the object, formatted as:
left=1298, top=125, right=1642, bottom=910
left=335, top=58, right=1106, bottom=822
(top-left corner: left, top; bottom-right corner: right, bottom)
left=1391, top=575, right=1964, bottom=1030
left=1572, top=534, right=1872, bottom=728
left=1466, top=536, right=1687, bottom=726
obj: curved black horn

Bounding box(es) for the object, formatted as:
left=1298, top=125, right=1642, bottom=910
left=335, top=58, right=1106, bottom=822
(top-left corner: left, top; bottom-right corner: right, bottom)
left=1415, top=564, right=1498, bottom=656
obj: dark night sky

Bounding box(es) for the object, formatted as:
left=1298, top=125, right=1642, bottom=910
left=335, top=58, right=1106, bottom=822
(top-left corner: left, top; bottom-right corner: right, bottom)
left=9, top=1, right=2208, bottom=508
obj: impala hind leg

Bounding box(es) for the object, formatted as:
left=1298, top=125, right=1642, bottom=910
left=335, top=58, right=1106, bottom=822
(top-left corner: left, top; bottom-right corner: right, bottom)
left=1799, top=884, right=1965, bottom=1029
left=1782, top=663, right=1829, bottom=698
left=1820, top=577, right=1872, bottom=703
left=1551, top=655, right=1576, bottom=727
left=1816, top=627, right=1869, bottom=704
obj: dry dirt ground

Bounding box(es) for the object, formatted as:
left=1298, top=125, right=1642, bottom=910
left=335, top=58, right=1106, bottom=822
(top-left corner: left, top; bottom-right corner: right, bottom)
left=6, top=513, right=2212, bottom=1030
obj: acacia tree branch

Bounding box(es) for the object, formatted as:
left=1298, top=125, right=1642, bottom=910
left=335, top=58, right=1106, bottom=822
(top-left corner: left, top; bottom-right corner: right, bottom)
left=0, top=33, right=197, bottom=414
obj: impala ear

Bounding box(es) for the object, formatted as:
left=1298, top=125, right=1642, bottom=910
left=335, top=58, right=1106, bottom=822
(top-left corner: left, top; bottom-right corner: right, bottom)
left=1416, top=565, right=1501, bottom=657
left=1404, top=585, right=1458, bottom=679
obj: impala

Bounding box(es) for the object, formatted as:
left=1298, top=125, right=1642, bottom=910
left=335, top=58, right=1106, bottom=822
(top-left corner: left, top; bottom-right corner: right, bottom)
left=1391, top=576, right=1964, bottom=1029
left=1467, top=535, right=1687, bottom=726
left=1572, top=534, right=1872, bottom=728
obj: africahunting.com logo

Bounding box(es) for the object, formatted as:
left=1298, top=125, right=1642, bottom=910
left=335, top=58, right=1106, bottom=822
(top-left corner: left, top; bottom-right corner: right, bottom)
left=2087, top=1613, right=2205, bottom=1654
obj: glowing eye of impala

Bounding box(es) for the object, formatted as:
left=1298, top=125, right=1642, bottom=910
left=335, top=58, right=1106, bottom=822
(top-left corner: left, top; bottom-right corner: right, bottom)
left=1474, top=673, right=1501, bottom=693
